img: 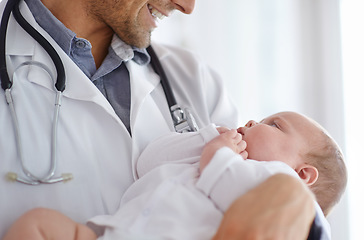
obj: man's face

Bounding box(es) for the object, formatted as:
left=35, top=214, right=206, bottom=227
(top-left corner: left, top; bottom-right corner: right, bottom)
left=237, top=112, right=321, bottom=169
left=85, top=0, right=195, bottom=48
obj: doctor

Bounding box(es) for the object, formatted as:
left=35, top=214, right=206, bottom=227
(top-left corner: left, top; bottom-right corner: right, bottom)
left=0, top=0, right=327, bottom=239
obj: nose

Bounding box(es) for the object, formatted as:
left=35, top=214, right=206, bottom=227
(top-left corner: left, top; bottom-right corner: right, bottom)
left=245, top=120, right=257, bottom=128
left=172, top=0, right=195, bottom=14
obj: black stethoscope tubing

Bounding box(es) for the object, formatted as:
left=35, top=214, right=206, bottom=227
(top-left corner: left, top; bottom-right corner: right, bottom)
left=0, top=0, right=175, bottom=108
left=146, top=45, right=177, bottom=108
left=0, top=0, right=17, bottom=90
left=0, top=0, right=198, bottom=131
left=0, top=0, right=198, bottom=134
left=0, top=0, right=65, bottom=92
left=0, top=0, right=198, bottom=185
left=1, top=0, right=198, bottom=131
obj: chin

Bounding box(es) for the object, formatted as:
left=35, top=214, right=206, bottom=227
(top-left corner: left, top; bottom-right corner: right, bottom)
left=136, top=35, right=152, bottom=48
left=123, top=32, right=152, bottom=49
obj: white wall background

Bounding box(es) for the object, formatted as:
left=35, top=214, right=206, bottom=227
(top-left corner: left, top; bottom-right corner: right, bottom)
left=153, top=0, right=358, bottom=239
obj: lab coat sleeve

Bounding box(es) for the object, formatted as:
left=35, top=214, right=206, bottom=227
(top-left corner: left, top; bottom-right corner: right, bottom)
left=195, top=147, right=299, bottom=212
left=136, top=124, right=220, bottom=178
left=200, top=64, right=240, bottom=128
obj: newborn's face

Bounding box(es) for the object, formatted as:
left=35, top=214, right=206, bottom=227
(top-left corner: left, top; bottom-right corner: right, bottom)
left=238, top=112, right=319, bottom=169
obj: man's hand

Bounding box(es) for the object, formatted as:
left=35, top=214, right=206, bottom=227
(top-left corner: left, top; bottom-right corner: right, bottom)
left=213, top=174, right=316, bottom=240
left=2, top=208, right=97, bottom=240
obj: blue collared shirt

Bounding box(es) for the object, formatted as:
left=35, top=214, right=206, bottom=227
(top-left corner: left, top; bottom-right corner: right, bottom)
left=25, top=0, right=150, bottom=133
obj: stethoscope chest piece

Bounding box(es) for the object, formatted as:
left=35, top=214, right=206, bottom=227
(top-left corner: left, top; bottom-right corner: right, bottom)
left=171, top=105, right=199, bottom=133
left=147, top=46, right=199, bottom=133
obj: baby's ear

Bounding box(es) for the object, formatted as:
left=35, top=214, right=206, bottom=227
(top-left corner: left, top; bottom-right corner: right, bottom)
left=296, top=164, right=319, bottom=186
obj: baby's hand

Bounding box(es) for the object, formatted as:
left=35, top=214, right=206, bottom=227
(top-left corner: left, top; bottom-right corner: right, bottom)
left=200, top=129, right=247, bottom=172
left=216, top=126, right=231, bottom=134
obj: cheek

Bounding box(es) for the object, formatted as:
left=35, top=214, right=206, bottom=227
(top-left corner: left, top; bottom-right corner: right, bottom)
left=277, top=142, right=302, bottom=166
left=245, top=125, right=285, bottom=161
left=250, top=138, right=300, bottom=165
left=247, top=140, right=278, bottom=161
left=245, top=131, right=278, bottom=161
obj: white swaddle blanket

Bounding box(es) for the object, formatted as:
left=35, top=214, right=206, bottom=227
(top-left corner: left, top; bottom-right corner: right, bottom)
left=88, top=124, right=328, bottom=240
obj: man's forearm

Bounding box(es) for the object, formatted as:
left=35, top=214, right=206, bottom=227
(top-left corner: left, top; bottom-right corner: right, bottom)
left=213, top=174, right=316, bottom=240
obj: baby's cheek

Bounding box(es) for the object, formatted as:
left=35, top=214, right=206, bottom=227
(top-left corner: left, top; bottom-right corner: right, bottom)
left=245, top=140, right=269, bottom=161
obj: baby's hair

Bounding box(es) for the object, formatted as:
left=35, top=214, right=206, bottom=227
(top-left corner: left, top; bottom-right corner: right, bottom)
left=304, top=125, right=347, bottom=216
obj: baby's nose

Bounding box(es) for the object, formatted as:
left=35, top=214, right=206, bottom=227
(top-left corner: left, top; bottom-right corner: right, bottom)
left=245, top=120, right=257, bottom=128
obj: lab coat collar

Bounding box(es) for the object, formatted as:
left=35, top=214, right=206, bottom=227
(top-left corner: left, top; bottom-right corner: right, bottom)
left=5, top=1, right=164, bottom=139
left=5, top=1, right=124, bottom=127
left=4, top=1, right=35, bottom=56
left=128, top=60, right=160, bottom=126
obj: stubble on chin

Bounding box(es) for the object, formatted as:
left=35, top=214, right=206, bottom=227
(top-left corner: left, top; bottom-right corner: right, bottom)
left=116, top=25, right=153, bottom=48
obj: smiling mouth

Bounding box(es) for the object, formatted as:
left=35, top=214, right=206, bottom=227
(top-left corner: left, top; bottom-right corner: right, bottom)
left=148, top=4, right=165, bottom=20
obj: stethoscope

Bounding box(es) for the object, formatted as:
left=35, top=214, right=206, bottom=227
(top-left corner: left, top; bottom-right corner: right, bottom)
left=0, top=0, right=199, bottom=185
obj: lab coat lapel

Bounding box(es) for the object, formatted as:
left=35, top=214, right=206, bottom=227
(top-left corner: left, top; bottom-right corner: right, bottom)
left=128, top=60, right=160, bottom=125
left=30, top=40, right=119, bottom=122
left=128, top=60, right=174, bottom=179
left=8, top=1, right=127, bottom=129
left=5, top=1, right=36, bottom=75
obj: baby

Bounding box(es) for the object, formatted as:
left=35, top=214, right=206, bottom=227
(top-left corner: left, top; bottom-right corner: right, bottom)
left=2, top=111, right=347, bottom=240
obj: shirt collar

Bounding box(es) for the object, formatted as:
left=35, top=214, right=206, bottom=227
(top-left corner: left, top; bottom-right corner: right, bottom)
left=24, top=0, right=150, bottom=65
left=110, top=35, right=150, bottom=65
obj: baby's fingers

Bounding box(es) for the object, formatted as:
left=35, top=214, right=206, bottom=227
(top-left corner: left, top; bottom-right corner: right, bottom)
left=232, top=131, right=243, bottom=143
left=222, top=129, right=242, bottom=143
left=240, top=150, right=248, bottom=160
left=237, top=139, right=247, bottom=154
left=217, top=127, right=231, bottom=134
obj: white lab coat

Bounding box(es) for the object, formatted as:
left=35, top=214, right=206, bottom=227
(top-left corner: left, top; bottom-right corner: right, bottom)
left=0, top=1, right=239, bottom=237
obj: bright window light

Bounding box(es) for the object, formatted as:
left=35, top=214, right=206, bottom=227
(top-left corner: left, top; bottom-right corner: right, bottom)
left=341, top=1, right=364, bottom=239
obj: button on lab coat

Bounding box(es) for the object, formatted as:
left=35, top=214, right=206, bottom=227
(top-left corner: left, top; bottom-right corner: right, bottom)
left=0, top=0, right=239, bottom=237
